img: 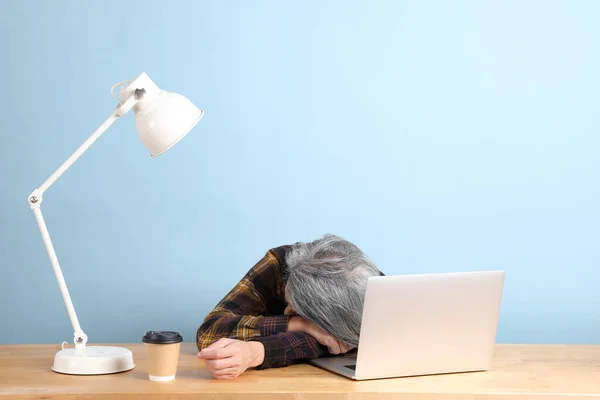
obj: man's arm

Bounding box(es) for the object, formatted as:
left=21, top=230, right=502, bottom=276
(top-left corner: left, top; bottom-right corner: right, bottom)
left=196, top=249, right=289, bottom=348
left=197, top=247, right=329, bottom=369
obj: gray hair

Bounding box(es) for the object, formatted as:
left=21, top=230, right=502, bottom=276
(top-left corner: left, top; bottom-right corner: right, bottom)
left=285, top=234, right=380, bottom=347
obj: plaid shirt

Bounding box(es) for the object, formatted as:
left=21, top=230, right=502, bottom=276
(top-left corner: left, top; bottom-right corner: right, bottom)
left=196, top=245, right=331, bottom=369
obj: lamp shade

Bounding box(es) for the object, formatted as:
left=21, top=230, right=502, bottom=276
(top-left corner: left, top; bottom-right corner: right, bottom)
left=120, top=73, right=203, bottom=157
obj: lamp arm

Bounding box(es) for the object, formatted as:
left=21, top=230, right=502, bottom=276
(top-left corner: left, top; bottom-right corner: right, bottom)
left=27, top=95, right=139, bottom=350
left=36, top=95, right=138, bottom=195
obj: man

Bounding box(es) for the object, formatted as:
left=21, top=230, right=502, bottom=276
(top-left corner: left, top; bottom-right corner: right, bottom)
left=197, top=234, right=382, bottom=379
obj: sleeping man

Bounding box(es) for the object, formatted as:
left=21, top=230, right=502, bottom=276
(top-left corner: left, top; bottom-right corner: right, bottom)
left=197, top=234, right=382, bottom=379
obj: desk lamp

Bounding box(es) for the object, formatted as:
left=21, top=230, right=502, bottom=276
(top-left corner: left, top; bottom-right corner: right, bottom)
left=27, top=72, right=203, bottom=375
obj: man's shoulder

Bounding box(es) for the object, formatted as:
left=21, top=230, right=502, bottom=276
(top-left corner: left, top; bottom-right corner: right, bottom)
left=266, top=244, right=293, bottom=267
left=244, top=244, right=293, bottom=299
left=246, top=244, right=293, bottom=278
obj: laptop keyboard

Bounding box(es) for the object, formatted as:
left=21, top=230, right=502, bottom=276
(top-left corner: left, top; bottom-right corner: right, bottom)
left=344, top=364, right=356, bottom=371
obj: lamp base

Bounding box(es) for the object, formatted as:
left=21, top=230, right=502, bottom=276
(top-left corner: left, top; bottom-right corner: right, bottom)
left=52, top=346, right=135, bottom=375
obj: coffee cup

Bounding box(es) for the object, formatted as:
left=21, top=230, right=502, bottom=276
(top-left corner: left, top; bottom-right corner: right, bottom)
left=142, top=331, right=183, bottom=381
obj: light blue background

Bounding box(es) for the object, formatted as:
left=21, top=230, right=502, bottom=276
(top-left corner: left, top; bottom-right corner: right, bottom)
left=1, top=0, right=598, bottom=345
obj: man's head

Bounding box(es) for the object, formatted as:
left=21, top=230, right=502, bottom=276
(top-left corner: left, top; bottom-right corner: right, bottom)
left=284, top=234, right=380, bottom=348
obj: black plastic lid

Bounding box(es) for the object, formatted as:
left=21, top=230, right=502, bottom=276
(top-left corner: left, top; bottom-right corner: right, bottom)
left=142, top=331, right=183, bottom=344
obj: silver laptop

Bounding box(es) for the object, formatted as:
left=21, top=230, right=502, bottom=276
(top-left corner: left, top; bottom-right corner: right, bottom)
left=309, top=270, right=505, bottom=380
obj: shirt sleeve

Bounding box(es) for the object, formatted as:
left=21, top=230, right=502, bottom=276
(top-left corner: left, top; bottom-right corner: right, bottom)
left=197, top=246, right=334, bottom=368
left=196, top=249, right=288, bottom=349
left=197, top=246, right=331, bottom=368
left=249, top=331, right=328, bottom=369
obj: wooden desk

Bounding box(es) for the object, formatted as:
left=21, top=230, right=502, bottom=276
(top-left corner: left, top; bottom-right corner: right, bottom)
left=1, top=343, right=599, bottom=399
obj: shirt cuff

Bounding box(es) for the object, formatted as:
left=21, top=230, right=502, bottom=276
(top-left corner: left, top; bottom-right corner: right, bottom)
left=249, top=332, right=327, bottom=370
left=259, top=315, right=290, bottom=336
left=249, top=334, right=287, bottom=369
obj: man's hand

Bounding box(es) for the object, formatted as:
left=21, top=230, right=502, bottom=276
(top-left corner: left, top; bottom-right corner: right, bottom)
left=288, top=316, right=353, bottom=355
left=197, top=338, right=265, bottom=379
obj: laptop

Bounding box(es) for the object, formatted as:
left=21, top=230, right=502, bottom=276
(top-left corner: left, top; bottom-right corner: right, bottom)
left=309, top=270, right=505, bottom=380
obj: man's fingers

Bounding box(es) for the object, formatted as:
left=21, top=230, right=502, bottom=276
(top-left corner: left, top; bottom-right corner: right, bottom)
left=215, top=374, right=237, bottom=380
left=205, top=338, right=234, bottom=350
left=213, top=366, right=239, bottom=376
left=339, top=341, right=351, bottom=354
left=200, top=345, right=237, bottom=360
left=327, top=339, right=341, bottom=355
left=199, top=341, right=237, bottom=359
left=209, top=365, right=240, bottom=380
left=207, top=357, right=240, bottom=370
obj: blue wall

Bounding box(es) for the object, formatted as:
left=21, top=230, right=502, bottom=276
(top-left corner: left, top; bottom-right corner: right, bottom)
left=1, top=0, right=599, bottom=345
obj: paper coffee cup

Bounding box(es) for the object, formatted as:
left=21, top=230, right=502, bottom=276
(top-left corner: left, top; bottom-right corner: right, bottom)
left=142, top=331, right=183, bottom=382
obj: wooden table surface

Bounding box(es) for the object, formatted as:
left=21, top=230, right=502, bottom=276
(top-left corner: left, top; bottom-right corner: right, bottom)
left=1, top=343, right=600, bottom=399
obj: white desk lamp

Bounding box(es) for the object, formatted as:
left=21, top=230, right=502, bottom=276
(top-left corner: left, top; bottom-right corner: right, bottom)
left=27, top=72, right=203, bottom=375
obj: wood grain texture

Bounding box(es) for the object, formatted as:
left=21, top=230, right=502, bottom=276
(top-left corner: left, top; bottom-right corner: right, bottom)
left=1, top=343, right=599, bottom=399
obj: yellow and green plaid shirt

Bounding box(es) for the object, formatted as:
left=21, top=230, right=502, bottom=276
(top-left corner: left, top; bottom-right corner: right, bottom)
left=196, top=245, right=329, bottom=369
